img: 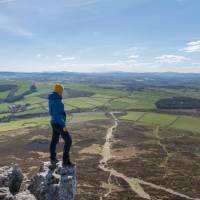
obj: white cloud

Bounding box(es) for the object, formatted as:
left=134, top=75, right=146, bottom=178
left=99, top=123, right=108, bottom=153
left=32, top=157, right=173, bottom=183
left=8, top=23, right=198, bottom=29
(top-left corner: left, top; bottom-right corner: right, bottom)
left=2, top=57, right=199, bottom=73
left=182, top=40, right=200, bottom=52
left=60, top=57, right=76, bottom=61
left=55, top=54, right=75, bottom=61
left=56, top=54, right=63, bottom=58
left=129, top=54, right=139, bottom=59
left=188, top=41, right=200, bottom=46
left=36, top=54, right=41, bottom=57
left=155, top=54, right=189, bottom=64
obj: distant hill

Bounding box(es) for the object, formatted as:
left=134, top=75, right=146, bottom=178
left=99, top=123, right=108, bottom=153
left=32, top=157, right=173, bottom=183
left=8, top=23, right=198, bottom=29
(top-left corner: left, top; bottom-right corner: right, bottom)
left=1, top=71, right=200, bottom=89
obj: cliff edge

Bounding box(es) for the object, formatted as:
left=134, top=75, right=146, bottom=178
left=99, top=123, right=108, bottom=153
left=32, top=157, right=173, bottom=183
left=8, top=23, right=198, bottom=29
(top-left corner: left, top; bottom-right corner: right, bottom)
left=0, top=162, right=76, bottom=200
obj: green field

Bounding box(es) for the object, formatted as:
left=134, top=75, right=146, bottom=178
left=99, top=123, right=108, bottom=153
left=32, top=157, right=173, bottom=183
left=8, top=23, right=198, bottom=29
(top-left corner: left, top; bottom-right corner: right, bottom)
left=140, top=113, right=177, bottom=127
left=1, top=80, right=200, bottom=134
left=14, top=107, right=47, bottom=116
left=0, top=103, right=10, bottom=113
left=70, top=112, right=108, bottom=123
left=120, top=111, right=200, bottom=133
left=120, top=112, right=145, bottom=121
left=0, top=91, right=10, bottom=99
left=120, top=112, right=177, bottom=127
left=170, top=116, right=200, bottom=133
left=0, top=112, right=108, bottom=132
left=63, top=98, right=96, bottom=109
left=0, top=117, right=50, bottom=132
left=14, top=82, right=31, bottom=96
left=64, top=83, right=130, bottom=97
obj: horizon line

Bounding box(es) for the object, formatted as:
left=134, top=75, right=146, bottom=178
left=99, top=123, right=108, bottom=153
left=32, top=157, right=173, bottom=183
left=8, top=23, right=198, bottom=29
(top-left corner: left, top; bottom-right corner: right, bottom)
left=0, top=70, right=200, bottom=74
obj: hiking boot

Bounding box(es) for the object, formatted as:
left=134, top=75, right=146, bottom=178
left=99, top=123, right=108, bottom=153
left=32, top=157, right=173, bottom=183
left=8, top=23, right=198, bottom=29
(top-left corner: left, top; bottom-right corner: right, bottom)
left=62, top=161, right=75, bottom=167
left=51, top=158, right=59, bottom=165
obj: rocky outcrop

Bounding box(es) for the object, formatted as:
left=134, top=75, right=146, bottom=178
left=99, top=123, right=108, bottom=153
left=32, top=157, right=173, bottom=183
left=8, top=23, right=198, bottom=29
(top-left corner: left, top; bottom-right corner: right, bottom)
left=0, top=187, right=13, bottom=200
left=28, top=162, right=76, bottom=200
left=14, top=191, right=36, bottom=200
left=0, top=165, right=35, bottom=200
left=0, top=165, right=23, bottom=195
left=0, top=162, right=76, bottom=200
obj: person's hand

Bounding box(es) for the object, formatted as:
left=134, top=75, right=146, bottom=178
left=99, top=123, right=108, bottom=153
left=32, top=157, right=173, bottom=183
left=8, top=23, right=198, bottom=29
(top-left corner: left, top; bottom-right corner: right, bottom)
left=63, top=127, right=68, bottom=133
left=63, top=127, right=68, bottom=132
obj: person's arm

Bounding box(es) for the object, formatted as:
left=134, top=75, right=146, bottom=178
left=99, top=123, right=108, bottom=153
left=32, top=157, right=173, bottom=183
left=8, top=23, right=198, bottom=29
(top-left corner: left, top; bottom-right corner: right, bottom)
left=48, top=99, right=53, bottom=116
left=63, top=110, right=66, bottom=122
left=53, top=99, right=66, bottom=128
left=63, top=111, right=68, bottom=132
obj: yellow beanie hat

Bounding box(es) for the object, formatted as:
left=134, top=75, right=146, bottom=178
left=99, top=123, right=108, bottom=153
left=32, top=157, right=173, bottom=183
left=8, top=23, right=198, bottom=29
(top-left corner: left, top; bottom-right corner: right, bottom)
left=54, top=83, right=64, bottom=94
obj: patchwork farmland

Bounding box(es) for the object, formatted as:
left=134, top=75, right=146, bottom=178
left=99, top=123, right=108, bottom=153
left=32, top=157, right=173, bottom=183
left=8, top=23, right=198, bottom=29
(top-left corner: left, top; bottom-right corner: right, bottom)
left=0, top=73, right=200, bottom=199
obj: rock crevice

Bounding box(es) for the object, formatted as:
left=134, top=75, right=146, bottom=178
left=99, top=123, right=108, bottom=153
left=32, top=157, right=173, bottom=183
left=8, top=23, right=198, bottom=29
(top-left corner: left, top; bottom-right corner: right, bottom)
left=0, top=162, right=76, bottom=200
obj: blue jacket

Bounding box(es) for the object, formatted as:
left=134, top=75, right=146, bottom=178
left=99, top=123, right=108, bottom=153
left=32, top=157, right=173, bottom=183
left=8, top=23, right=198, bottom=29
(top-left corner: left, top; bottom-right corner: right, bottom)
left=48, top=92, right=66, bottom=127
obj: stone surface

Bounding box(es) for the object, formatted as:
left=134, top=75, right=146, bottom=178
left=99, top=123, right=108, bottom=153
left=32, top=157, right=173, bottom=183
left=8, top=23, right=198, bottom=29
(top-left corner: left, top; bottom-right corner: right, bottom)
left=14, top=191, right=36, bottom=200
left=58, top=166, right=76, bottom=200
left=28, top=162, right=76, bottom=200
left=0, top=166, right=11, bottom=188
left=0, top=165, right=23, bottom=199
left=9, top=166, right=23, bottom=195
left=0, top=162, right=76, bottom=200
left=0, top=187, right=14, bottom=200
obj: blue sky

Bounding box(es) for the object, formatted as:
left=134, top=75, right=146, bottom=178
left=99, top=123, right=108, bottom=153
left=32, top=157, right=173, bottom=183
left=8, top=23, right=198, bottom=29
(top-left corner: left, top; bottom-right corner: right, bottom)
left=0, top=0, right=200, bottom=73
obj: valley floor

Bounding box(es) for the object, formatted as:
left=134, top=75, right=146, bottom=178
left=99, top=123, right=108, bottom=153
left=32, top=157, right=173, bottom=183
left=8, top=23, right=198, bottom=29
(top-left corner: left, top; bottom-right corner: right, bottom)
left=0, top=114, right=199, bottom=199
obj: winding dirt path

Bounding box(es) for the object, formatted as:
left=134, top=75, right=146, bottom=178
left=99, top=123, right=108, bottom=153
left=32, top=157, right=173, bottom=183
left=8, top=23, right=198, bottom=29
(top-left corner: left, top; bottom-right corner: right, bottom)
left=154, top=126, right=171, bottom=168
left=98, top=112, right=200, bottom=200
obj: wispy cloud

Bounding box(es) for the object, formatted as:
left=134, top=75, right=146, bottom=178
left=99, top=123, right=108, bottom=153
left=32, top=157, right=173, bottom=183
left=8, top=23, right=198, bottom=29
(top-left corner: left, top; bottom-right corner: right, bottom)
left=55, top=54, right=76, bottom=61
left=60, top=57, right=76, bottom=61
left=129, top=54, right=139, bottom=59
left=181, top=40, right=200, bottom=52
left=112, top=47, right=140, bottom=61
left=0, top=24, right=35, bottom=37
left=0, top=0, right=17, bottom=3
left=0, top=14, right=36, bottom=37
left=155, top=54, right=189, bottom=64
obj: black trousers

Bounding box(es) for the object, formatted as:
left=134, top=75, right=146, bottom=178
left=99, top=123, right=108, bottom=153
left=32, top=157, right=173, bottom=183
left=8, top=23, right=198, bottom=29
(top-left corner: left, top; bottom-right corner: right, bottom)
left=50, top=124, right=72, bottom=163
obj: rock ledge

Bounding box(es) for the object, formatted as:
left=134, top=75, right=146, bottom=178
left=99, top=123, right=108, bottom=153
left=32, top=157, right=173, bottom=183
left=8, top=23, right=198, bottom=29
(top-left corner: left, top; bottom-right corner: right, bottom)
left=0, top=162, right=76, bottom=200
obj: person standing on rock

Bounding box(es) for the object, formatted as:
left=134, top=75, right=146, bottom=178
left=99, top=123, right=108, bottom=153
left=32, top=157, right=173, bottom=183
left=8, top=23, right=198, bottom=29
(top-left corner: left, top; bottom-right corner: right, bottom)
left=48, top=83, right=74, bottom=167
